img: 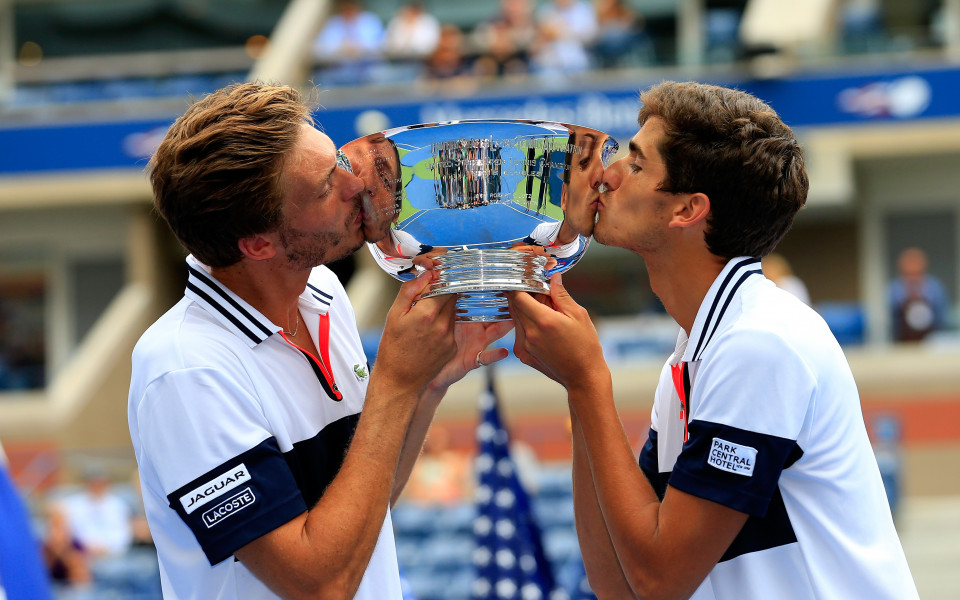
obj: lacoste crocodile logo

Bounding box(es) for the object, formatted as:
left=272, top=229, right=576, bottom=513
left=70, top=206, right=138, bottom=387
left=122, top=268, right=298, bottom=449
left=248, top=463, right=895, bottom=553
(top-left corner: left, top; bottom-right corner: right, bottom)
left=353, top=364, right=368, bottom=381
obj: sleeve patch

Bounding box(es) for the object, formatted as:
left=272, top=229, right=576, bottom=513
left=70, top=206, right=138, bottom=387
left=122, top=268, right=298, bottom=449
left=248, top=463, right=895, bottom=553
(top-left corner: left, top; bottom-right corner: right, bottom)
left=180, top=463, right=252, bottom=514
left=167, top=437, right=307, bottom=565
left=707, top=438, right=757, bottom=476
left=201, top=487, right=256, bottom=528
left=669, top=420, right=799, bottom=517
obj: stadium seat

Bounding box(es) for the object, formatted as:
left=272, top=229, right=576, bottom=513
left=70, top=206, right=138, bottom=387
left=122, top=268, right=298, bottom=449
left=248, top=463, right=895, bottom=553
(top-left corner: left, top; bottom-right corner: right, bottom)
left=815, top=302, right=866, bottom=346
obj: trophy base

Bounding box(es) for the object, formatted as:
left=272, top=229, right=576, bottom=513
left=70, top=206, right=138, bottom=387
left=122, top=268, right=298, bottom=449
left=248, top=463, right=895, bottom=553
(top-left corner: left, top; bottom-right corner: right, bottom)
left=420, top=249, right=549, bottom=322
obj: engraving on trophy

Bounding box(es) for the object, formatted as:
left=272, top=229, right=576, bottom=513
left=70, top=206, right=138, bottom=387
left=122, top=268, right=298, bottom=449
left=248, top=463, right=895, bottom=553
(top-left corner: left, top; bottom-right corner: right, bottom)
left=339, top=119, right=619, bottom=321
left=431, top=138, right=502, bottom=209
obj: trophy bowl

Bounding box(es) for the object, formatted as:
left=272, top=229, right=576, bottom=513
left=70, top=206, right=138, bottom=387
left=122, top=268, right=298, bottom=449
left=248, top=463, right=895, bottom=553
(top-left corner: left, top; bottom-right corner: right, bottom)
left=339, top=119, right=619, bottom=321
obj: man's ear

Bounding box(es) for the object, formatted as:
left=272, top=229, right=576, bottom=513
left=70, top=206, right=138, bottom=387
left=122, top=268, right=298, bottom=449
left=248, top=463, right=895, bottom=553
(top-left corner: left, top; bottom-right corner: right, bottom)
left=668, top=192, right=710, bottom=229
left=237, top=233, right=277, bottom=261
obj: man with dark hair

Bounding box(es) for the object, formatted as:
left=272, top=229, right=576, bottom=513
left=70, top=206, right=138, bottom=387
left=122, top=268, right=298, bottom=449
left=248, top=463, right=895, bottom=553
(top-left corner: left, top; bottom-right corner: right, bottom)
left=509, top=81, right=918, bottom=600
left=129, top=82, right=510, bottom=600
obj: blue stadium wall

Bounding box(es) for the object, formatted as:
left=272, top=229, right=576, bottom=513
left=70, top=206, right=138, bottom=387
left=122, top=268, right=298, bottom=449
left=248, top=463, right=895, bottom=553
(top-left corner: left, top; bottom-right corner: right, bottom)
left=2, top=61, right=960, bottom=176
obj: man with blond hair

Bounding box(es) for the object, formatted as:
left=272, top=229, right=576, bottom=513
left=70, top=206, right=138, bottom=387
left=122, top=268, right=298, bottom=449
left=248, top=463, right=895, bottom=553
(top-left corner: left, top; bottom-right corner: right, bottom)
left=129, top=82, right=509, bottom=600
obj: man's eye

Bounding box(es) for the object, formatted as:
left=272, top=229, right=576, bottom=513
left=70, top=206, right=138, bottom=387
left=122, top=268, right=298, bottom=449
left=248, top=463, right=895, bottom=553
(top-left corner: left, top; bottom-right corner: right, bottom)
left=629, top=164, right=642, bottom=173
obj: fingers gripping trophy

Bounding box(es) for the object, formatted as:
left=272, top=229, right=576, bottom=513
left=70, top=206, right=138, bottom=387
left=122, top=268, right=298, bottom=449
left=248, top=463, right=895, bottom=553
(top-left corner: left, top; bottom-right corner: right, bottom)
left=338, top=120, right=619, bottom=321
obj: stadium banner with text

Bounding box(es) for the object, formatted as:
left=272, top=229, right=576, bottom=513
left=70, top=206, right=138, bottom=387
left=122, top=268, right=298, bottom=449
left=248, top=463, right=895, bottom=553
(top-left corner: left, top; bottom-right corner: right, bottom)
left=2, top=63, right=960, bottom=176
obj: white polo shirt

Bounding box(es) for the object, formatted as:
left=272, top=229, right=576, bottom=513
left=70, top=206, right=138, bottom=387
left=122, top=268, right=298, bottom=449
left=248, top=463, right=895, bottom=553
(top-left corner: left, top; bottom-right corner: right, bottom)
left=128, top=255, right=402, bottom=600
left=638, top=257, right=918, bottom=600
left=521, top=221, right=589, bottom=260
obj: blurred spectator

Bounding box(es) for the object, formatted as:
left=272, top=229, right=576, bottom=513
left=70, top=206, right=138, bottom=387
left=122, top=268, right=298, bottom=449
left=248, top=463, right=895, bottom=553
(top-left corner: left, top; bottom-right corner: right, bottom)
left=888, top=247, right=948, bottom=342
left=593, top=0, right=649, bottom=69
left=763, top=253, right=810, bottom=305
left=530, top=0, right=598, bottom=76
left=403, top=425, right=472, bottom=505
left=384, top=1, right=441, bottom=59
left=312, top=0, right=385, bottom=85
left=41, top=502, right=92, bottom=587
left=472, top=0, right=537, bottom=77
left=704, top=7, right=742, bottom=63
left=422, top=24, right=471, bottom=80
left=839, top=0, right=885, bottom=54
left=59, top=466, right=133, bottom=559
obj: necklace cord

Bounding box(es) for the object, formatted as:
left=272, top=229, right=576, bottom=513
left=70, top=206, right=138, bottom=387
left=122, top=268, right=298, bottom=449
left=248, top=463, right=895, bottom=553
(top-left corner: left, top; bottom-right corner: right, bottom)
left=283, top=311, right=300, bottom=337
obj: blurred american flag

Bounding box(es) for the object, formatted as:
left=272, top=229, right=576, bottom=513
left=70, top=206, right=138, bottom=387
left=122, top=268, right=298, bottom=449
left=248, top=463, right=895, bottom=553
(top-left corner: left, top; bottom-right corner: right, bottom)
left=470, top=367, right=567, bottom=600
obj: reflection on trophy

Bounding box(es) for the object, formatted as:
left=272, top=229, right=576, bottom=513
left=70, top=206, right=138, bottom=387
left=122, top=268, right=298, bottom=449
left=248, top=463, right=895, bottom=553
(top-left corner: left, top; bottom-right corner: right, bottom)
left=339, top=119, right=618, bottom=321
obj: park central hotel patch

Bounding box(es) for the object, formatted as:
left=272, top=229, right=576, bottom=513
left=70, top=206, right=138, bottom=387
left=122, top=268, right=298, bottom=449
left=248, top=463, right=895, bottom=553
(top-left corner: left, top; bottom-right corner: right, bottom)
left=708, top=438, right=756, bottom=476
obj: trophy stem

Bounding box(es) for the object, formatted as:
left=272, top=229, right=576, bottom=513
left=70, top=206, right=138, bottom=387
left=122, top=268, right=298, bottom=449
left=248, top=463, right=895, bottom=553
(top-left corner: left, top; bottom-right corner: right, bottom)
left=420, top=249, right=550, bottom=321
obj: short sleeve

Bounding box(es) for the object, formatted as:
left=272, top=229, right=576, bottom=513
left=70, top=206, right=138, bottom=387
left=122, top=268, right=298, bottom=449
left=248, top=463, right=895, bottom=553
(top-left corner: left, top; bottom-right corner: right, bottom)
left=137, top=367, right=307, bottom=564
left=668, top=330, right=813, bottom=517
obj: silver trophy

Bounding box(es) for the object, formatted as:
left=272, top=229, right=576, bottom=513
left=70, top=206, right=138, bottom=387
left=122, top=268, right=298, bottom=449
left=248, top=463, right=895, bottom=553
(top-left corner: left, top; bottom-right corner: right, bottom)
left=339, top=119, right=619, bottom=321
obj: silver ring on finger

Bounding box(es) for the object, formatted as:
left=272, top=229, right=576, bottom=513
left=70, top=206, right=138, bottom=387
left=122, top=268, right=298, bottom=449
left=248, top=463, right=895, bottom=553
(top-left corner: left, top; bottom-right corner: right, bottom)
left=476, top=350, right=485, bottom=368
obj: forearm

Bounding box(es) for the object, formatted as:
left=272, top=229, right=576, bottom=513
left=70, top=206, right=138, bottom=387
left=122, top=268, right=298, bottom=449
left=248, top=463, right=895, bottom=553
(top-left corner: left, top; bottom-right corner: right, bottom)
left=570, top=411, right=636, bottom=600
left=569, top=378, right=666, bottom=598
left=391, top=384, right=445, bottom=504
left=238, top=379, right=418, bottom=599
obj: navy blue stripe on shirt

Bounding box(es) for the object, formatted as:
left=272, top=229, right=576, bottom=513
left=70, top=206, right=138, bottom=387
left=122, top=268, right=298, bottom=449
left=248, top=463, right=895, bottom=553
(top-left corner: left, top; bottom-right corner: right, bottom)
left=188, top=265, right=273, bottom=339
left=668, top=420, right=800, bottom=518
left=186, top=281, right=262, bottom=345
left=640, top=426, right=803, bottom=561
left=167, top=413, right=362, bottom=566
left=690, top=257, right=760, bottom=361
left=638, top=429, right=669, bottom=500
left=167, top=437, right=306, bottom=566
left=283, top=413, right=360, bottom=507
left=694, top=268, right=762, bottom=361
left=719, top=485, right=798, bottom=562
left=306, top=283, right=332, bottom=305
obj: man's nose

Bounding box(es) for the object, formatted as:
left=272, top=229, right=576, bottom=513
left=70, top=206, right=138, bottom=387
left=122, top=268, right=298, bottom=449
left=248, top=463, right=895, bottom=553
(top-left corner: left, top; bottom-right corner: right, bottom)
left=599, top=161, right=622, bottom=193
left=589, top=162, right=604, bottom=190
left=339, top=168, right=365, bottom=200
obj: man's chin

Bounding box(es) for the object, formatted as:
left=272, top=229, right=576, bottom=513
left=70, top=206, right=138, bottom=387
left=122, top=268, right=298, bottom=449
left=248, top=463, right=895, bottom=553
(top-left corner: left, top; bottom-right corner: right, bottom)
left=321, top=240, right=366, bottom=267
left=362, top=221, right=391, bottom=244
left=573, top=212, right=596, bottom=238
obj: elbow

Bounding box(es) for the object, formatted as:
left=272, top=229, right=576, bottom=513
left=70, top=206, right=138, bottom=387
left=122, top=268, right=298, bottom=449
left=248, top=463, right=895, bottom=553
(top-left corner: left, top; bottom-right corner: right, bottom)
left=624, top=581, right=692, bottom=600
left=590, top=581, right=640, bottom=600
left=272, top=569, right=364, bottom=600
left=282, top=581, right=358, bottom=600
left=620, top=566, right=688, bottom=600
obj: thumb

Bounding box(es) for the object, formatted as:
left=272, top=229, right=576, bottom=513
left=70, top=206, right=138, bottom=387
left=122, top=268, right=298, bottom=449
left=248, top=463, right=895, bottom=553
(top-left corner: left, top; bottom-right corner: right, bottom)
left=548, top=272, right=575, bottom=310
left=393, top=270, right=435, bottom=311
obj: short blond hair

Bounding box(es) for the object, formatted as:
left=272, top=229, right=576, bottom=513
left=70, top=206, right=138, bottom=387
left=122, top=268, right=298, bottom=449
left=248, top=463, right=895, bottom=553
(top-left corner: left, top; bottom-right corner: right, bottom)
left=148, top=82, right=314, bottom=267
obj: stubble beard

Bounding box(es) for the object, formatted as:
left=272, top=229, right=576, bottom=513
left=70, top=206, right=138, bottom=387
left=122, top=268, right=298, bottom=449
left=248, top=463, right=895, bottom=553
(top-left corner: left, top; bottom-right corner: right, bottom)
left=593, top=210, right=662, bottom=255
left=592, top=212, right=612, bottom=247
left=278, top=205, right=364, bottom=269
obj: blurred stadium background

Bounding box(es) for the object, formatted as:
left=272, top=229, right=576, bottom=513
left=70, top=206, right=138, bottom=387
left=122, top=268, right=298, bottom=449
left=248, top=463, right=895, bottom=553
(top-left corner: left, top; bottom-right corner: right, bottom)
left=1, top=0, right=960, bottom=598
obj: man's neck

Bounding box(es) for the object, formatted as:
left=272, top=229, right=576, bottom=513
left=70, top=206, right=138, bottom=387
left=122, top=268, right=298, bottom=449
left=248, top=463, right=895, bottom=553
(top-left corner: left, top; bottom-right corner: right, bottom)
left=645, top=249, right=726, bottom=336
left=210, top=259, right=309, bottom=330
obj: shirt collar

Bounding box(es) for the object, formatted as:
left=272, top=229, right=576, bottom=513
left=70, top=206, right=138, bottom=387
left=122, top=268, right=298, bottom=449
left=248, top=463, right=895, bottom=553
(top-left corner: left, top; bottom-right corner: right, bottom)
left=681, top=256, right=763, bottom=363
left=302, top=280, right=334, bottom=316
left=182, top=255, right=335, bottom=347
